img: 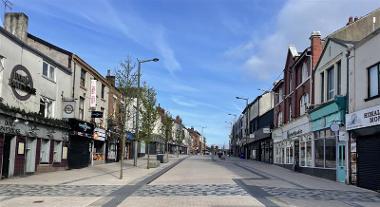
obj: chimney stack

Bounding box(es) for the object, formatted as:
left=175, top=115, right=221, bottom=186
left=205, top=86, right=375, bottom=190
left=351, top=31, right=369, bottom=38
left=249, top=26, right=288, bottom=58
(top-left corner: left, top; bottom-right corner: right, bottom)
left=346, top=16, right=354, bottom=26
left=310, top=31, right=322, bottom=69
left=106, top=69, right=116, bottom=87
left=4, top=13, right=29, bottom=41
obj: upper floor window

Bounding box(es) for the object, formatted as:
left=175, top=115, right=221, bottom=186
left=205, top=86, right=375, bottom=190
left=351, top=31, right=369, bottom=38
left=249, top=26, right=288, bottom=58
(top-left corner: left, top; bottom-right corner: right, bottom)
left=327, top=67, right=335, bottom=101
left=277, top=112, right=283, bottom=126
left=101, top=84, right=105, bottom=99
left=42, top=62, right=55, bottom=81
left=299, top=93, right=309, bottom=116
left=39, top=97, right=54, bottom=118
left=80, top=69, right=86, bottom=87
left=301, top=62, right=308, bottom=83
left=279, top=88, right=283, bottom=102
left=79, top=97, right=85, bottom=120
left=368, top=63, right=380, bottom=98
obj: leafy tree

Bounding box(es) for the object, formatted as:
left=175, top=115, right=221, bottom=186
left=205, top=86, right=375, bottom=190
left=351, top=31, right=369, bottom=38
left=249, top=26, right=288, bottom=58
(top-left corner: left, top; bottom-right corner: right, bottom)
left=175, top=127, right=185, bottom=157
left=114, top=57, right=137, bottom=177
left=161, top=112, right=174, bottom=160
left=140, top=84, right=158, bottom=169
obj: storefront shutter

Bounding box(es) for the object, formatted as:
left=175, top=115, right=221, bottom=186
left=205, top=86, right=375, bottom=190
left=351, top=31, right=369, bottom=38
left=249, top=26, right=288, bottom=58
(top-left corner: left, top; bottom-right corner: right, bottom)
left=357, top=135, right=380, bottom=192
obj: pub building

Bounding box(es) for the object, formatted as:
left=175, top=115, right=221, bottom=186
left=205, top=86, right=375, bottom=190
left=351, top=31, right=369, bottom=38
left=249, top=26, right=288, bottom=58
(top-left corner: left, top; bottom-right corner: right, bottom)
left=0, top=13, right=72, bottom=178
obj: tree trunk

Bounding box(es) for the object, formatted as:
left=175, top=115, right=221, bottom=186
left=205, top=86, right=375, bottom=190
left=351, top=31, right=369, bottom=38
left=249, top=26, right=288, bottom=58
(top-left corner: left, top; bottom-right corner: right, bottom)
left=177, top=145, right=179, bottom=158
left=120, top=133, right=125, bottom=179
left=166, top=141, right=169, bottom=160
left=147, top=143, right=150, bottom=169
left=133, top=140, right=138, bottom=166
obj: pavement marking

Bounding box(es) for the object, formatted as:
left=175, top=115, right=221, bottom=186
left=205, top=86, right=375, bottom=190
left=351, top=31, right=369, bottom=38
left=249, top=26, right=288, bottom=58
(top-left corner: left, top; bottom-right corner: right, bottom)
left=90, top=157, right=188, bottom=207
left=234, top=162, right=308, bottom=189
left=133, top=184, right=249, bottom=197
left=233, top=179, right=284, bottom=207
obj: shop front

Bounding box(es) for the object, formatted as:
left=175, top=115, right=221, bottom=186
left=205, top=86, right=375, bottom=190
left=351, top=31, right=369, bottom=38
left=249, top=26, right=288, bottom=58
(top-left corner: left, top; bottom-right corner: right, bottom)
left=92, top=128, right=106, bottom=165
left=273, top=115, right=312, bottom=171
left=68, top=119, right=94, bottom=169
left=309, top=96, right=347, bottom=182
left=346, top=104, right=380, bottom=192
left=248, top=128, right=272, bottom=163
left=0, top=110, right=69, bottom=178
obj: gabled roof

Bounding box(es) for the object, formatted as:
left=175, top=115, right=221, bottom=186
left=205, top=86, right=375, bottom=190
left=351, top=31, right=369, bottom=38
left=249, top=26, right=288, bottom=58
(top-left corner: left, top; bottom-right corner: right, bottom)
left=353, top=26, right=380, bottom=48
left=0, top=27, right=71, bottom=74
left=313, top=37, right=355, bottom=70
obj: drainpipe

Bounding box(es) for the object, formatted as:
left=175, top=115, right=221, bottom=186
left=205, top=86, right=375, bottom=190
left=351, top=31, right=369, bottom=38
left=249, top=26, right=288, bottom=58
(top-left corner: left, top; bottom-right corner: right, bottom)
left=345, top=46, right=353, bottom=184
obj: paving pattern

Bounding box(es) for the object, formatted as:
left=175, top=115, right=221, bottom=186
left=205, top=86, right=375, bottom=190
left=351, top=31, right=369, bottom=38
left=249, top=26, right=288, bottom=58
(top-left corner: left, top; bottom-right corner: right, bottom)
left=262, top=186, right=380, bottom=202
left=0, top=184, right=122, bottom=197
left=133, top=184, right=248, bottom=196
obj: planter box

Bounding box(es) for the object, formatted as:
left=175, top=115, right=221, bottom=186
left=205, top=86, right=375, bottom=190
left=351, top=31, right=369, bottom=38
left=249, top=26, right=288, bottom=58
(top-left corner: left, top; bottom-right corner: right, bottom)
left=157, top=154, right=169, bottom=163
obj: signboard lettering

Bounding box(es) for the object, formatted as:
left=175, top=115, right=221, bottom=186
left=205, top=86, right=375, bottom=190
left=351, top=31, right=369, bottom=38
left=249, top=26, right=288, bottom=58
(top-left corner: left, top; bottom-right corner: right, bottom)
left=346, top=105, right=380, bottom=130
left=9, top=65, right=36, bottom=100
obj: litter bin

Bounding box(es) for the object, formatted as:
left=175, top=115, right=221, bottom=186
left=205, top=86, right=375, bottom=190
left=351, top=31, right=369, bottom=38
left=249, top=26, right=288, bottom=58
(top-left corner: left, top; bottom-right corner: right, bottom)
left=157, top=154, right=164, bottom=163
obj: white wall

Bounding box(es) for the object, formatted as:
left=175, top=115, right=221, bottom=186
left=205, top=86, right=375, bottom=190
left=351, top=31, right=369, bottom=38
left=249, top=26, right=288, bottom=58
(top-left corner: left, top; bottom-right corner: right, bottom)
left=0, top=32, right=71, bottom=119
left=314, top=40, right=348, bottom=105
left=350, top=33, right=380, bottom=112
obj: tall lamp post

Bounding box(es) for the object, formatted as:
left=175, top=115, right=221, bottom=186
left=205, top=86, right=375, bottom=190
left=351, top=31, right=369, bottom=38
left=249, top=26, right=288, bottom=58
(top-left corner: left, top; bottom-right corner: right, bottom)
left=133, top=57, right=159, bottom=167
left=236, top=96, right=249, bottom=160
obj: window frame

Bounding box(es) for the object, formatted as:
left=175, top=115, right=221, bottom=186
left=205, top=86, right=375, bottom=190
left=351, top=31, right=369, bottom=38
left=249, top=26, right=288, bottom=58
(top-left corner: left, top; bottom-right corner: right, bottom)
left=80, top=69, right=86, bottom=88
left=327, top=66, right=335, bottom=101
left=42, top=61, right=55, bottom=81
left=367, top=62, right=380, bottom=100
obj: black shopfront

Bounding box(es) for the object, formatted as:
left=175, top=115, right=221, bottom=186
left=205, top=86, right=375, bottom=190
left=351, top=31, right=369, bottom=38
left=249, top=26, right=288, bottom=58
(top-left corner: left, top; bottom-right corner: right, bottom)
left=68, top=119, right=94, bottom=169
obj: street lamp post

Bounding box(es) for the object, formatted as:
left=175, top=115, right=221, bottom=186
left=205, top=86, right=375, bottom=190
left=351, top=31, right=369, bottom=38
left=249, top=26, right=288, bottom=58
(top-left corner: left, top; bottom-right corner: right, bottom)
left=236, top=96, right=249, bottom=160
left=133, top=58, right=159, bottom=167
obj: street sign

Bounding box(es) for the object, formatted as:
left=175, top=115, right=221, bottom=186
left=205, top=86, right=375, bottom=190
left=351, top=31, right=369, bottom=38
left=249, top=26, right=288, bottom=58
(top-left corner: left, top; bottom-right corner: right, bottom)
left=91, top=111, right=103, bottom=118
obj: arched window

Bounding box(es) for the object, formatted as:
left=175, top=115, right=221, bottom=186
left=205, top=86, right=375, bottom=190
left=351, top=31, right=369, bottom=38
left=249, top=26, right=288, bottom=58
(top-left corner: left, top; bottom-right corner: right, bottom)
left=299, top=93, right=310, bottom=115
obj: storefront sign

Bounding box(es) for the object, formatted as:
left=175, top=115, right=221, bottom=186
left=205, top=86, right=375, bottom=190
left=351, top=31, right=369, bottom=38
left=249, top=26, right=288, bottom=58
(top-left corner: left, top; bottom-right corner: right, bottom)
left=9, top=65, right=36, bottom=101
left=287, top=129, right=303, bottom=139
left=91, top=111, right=103, bottom=118
left=68, top=119, right=94, bottom=138
left=93, top=128, right=106, bottom=141
left=63, top=101, right=75, bottom=119
left=0, top=120, right=21, bottom=135
left=346, top=105, right=380, bottom=130
left=90, top=80, right=97, bottom=108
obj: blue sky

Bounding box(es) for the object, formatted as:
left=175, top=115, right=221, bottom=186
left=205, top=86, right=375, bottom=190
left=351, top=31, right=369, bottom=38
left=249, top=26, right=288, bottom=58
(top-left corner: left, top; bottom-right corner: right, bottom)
left=10, top=0, right=380, bottom=147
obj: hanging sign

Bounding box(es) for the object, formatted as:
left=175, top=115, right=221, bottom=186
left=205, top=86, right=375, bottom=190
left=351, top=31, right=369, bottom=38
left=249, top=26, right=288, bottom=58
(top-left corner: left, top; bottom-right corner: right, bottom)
left=90, top=80, right=97, bottom=108
left=9, top=65, right=36, bottom=101
left=91, top=111, right=103, bottom=118
left=63, top=101, right=75, bottom=119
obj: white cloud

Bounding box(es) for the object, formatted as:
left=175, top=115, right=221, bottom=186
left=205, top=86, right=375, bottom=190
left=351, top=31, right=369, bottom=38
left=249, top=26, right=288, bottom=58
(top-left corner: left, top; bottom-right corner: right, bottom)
left=238, top=0, right=380, bottom=81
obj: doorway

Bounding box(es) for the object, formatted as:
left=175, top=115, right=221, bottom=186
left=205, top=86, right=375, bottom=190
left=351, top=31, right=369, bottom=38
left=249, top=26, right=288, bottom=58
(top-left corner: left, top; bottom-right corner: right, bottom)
left=337, top=143, right=346, bottom=183
left=1, top=135, right=14, bottom=178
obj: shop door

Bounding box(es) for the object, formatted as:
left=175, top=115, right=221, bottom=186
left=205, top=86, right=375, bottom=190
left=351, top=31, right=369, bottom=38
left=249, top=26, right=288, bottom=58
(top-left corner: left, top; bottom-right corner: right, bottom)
left=25, top=138, right=36, bottom=173
left=357, top=135, right=380, bottom=192
left=337, top=144, right=346, bottom=183
left=1, top=135, right=12, bottom=178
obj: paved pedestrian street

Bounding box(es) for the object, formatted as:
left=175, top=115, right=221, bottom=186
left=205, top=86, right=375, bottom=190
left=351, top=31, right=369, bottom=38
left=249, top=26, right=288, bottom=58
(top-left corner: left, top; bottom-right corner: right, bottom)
left=1, top=155, right=380, bottom=207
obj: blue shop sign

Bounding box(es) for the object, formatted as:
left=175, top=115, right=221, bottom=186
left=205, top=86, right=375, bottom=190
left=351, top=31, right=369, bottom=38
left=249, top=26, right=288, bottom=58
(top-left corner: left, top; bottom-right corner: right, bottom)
left=126, top=131, right=135, bottom=140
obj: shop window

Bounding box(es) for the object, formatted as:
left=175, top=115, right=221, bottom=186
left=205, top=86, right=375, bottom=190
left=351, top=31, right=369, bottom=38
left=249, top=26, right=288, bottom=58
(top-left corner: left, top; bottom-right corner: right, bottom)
left=368, top=63, right=380, bottom=98
left=39, top=98, right=54, bottom=118
left=79, top=97, right=85, bottom=120
left=40, top=139, right=50, bottom=163
left=327, top=67, right=335, bottom=100
left=80, top=68, right=86, bottom=87
left=314, top=129, right=336, bottom=168
left=300, top=140, right=312, bottom=167
left=53, top=141, right=62, bottom=163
